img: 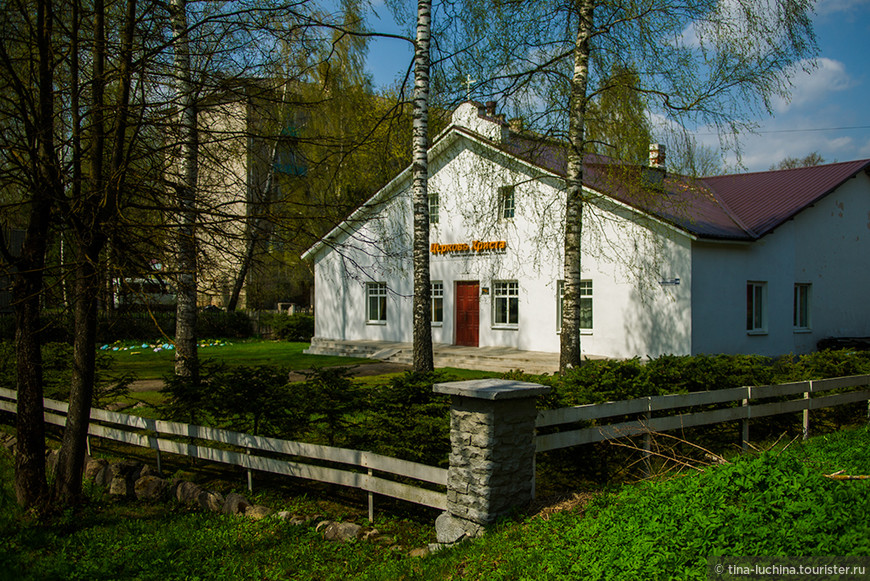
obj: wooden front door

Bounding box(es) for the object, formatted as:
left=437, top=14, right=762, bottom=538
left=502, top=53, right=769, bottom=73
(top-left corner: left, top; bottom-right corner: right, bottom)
left=455, top=281, right=479, bottom=347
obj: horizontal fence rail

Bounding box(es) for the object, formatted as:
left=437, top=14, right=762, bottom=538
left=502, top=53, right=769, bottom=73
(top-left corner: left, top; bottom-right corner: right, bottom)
left=0, top=387, right=447, bottom=515
left=535, top=375, right=870, bottom=453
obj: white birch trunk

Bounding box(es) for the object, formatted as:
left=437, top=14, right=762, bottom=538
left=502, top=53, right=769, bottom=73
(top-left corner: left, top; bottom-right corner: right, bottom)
left=560, top=0, right=594, bottom=372
left=412, top=0, right=434, bottom=372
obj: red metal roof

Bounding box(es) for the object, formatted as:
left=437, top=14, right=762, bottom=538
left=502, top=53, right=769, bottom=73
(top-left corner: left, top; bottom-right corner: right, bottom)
left=491, top=130, right=870, bottom=241
left=699, top=160, right=870, bottom=237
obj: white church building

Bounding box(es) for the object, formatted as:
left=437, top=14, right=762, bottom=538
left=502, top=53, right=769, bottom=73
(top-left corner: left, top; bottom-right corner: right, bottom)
left=302, top=101, right=870, bottom=359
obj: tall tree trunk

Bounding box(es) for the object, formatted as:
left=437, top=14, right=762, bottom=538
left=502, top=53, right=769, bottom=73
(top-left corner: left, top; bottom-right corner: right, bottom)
left=411, top=0, right=434, bottom=373
left=53, top=249, right=100, bottom=503
left=14, top=265, right=49, bottom=509
left=560, top=0, right=594, bottom=372
left=53, top=0, right=135, bottom=505
left=169, top=0, right=199, bottom=381
left=12, top=0, right=59, bottom=509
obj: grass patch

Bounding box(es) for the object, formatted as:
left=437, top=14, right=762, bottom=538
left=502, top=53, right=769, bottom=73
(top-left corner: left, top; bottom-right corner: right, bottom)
left=107, top=340, right=372, bottom=381
left=383, top=425, right=870, bottom=580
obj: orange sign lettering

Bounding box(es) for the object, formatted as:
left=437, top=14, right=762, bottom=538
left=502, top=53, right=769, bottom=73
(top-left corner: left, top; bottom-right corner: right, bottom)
left=430, top=240, right=506, bottom=255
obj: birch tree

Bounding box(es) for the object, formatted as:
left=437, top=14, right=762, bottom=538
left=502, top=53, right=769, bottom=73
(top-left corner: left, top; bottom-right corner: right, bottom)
left=411, top=0, right=434, bottom=372
left=447, top=0, right=816, bottom=371
left=560, top=0, right=594, bottom=370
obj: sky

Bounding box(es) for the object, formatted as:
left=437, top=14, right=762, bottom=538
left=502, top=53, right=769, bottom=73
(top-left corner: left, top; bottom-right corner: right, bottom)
left=361, top=0, right=870, bottom=174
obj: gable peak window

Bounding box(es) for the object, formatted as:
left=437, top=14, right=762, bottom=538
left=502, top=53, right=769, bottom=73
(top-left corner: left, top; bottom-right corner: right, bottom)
left=428, top=192, right=439, bottom=225
left=498, top=186, right=515, bottom=221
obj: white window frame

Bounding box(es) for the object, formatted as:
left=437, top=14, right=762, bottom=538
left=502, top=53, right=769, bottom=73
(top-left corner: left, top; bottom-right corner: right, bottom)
left=498, top=186, right=515, bottom=221
left=428, top=192, right=439, bottom=225
left=794, top=283, right=811, bottom=331
left=431, top=281, right=444, bottom=325
left=493, top=280, right=519, bottom=328
left=557, top=280, right=593, bottom=334
left=366, top=282, right=387, bottom=324
left=746, top=281, right=767, bottom=334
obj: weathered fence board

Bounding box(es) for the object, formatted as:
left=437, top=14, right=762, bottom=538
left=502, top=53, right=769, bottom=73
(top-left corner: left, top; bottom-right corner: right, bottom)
left=0, top=387, right=447, bottom=513
left=535, top=374, right=870, bottom=453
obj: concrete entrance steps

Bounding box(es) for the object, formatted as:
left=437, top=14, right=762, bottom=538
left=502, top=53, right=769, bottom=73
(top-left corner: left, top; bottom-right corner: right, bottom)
left=306, top=338, right=560, bottom=375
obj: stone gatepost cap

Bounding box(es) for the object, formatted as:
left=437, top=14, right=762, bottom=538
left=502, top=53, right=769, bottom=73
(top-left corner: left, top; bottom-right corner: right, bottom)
left=433, top=378, right=551, bottom=400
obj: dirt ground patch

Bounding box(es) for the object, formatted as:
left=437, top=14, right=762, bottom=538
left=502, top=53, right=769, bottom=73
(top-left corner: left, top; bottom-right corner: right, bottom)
left=129, top=360, right=412, bottom=392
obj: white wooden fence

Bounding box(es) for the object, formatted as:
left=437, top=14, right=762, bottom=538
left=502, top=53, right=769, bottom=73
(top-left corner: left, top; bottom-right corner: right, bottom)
left=535, top=374, right=870, bottom=453
left=0, top=387, right=447, bottom=518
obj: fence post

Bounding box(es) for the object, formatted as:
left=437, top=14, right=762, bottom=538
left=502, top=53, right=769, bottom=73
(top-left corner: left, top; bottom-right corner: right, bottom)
left=643, top=397, right=652, bottom=477
left=246, top=448, right=253, bottom=493
left=367, top=468, right=374, bottom=522
left=741, top=386, right=751, bottom=452
left=432, top=378, right=550, bottom=545
left=803, top=381, right=812, bottom=440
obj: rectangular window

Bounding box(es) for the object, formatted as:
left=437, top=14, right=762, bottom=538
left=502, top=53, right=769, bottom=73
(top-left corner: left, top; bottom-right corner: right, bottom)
left=498, top=186, right=515, bottom=220
left=428, top=192, right=439, bottom=224
left=557, top=280, right=593, bottom=332
left=493, top=281, right=519, bottom=327
left=366, top=282, right=387, bottom=324
left=746, top=281, right=767, bottom=333
left=431, top=281, right=443, bottom=324
left=794, top=283, right=811, bottom=330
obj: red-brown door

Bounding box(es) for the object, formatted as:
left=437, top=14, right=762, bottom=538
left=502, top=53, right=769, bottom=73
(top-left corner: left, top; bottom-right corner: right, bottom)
left=455, top=281, right=479, bottom=347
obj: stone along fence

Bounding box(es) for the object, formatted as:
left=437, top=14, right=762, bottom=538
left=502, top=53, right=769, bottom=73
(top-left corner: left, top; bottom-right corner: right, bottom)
left=3, top=375, right=868, bottom=545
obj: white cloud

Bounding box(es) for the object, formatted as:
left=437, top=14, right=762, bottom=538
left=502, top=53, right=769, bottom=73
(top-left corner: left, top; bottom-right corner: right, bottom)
left=773, top=58, right=853, bottom=113
left=815, top=0, right=870, bottom=16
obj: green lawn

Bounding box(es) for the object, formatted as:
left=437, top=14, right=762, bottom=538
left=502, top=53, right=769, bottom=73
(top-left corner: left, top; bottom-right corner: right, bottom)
left=105, top=340, right=373, bottom=381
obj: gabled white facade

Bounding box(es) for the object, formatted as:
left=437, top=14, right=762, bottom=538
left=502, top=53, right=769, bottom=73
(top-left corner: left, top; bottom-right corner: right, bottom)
left=305, top=103, right=870, bottom=359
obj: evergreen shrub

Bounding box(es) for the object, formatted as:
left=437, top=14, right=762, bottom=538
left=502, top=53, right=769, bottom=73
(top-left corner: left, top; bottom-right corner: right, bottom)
left=259, top=312, right=315, bottom=341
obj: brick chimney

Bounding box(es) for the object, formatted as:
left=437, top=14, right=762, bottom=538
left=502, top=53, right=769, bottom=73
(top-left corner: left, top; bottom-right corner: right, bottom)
left=649, top=143, right=666, bottom=169
left=645, top=143, right=666, bottom=187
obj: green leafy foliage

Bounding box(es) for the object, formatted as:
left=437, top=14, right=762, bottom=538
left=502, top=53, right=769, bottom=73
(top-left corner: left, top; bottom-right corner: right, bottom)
left=0, top=310, right=255, bottom=343
left=259, top=312, right=315, bottom=341
left=536, top=351, right=870, bottom=409
left=371, top=427, right=870, bottom=580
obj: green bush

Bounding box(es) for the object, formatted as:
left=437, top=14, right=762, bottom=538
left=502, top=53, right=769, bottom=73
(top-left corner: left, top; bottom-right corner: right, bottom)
left=360, top=371, right=451, bottom=466
left=97, top=312, right=175, bottom=342
left=260, top=312, right=315, bottom=341
left=210, top=364, right=307, bottom=437
left=0, top=310, right=256, bottom=344
left=295, top=366, right=363, bottom=446
left=535, top=350, right=870, bottom=410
